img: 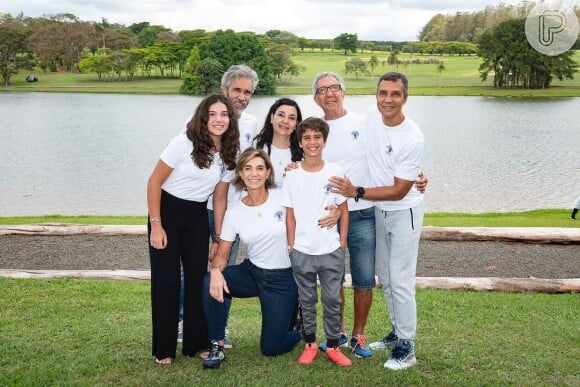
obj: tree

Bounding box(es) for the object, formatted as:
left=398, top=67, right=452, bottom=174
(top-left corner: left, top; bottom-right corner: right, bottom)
left=436, top=61, right=446, bottom=86
left=344, top=58, right=369, bottom=78
left=78, top=54, right=112, bottom=80
left=0, top=16, right=30, bottom=86
left=368, top=55, right=379, bottom=79
left=478, top=19, right=577, bottom=89
left=27, top=14, right=96, bottom=72
left=334, top=33, right=358, bottom=55
left=195, top=29, right=275, bottom=94
left=266, top=43, right=294, bottom=81
left=192, top=58, right=224, bottom=94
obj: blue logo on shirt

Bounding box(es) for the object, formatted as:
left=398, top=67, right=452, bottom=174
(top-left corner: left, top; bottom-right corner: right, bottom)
left=350, top=130, right=360, bottom=140
left=274, top=210, right=284, bottom=221
left=324, top=183, right=332, bottom=194
left=244, top=133, right=252, bottom=144
left=386, top=145, right=393, bottom=155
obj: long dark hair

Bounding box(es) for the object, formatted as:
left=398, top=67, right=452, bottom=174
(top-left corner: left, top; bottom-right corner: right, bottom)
left=186, top=94, right=239, bottom=170
left=254, top=98, right=303, bottom=162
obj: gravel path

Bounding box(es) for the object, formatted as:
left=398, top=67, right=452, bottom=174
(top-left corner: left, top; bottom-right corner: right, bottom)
left=0, top=235, right=578, bottom=279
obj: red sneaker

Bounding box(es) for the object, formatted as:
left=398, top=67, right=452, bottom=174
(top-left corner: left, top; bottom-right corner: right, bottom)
left=326, top=347, right=352, bottom=366
left=297, top=343, right=318, bottom=365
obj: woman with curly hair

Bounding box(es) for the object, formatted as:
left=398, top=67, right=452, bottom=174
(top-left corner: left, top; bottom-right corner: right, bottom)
left=146, top=94, right=239, bottom=365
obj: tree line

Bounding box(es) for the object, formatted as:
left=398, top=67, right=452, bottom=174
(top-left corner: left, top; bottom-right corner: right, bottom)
left=0, top=3, right=578, bottom=91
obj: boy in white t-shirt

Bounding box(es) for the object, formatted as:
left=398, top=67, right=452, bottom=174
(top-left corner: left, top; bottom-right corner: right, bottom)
left=281, top=117, right=352, bottom=367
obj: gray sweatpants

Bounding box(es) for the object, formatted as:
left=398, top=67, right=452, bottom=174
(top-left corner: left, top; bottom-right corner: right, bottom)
left=375, top=201, right=424, bottom=341
left=289, top=247, right=345, bottom=343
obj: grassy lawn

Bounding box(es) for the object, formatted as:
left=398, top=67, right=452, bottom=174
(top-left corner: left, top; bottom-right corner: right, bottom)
left=3, top=50, right=579, bottom=96
left=0, top=278, right=578, bottom=386
left=0, top=209, right=577, bottom=228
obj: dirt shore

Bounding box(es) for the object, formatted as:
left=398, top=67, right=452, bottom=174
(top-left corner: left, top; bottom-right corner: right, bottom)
left=0, top=234, right=578, bottom=279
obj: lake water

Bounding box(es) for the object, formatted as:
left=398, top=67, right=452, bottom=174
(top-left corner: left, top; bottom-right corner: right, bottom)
left=0, top=92, right=578, bottom=216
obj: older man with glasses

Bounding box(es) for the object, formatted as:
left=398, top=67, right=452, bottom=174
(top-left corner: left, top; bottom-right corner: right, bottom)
left=312, top=71, right=428, bottom=360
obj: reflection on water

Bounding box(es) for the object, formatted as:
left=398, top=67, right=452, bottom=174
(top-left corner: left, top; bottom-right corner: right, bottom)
left=0, top=92, right=578, bottom=216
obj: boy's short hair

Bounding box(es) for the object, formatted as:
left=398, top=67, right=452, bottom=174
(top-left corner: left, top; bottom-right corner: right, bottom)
left=296, top=117, right=329, bottom=142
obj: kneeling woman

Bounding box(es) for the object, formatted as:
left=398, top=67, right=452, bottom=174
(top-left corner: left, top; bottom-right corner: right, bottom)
left=202, top=148, right=301, bottom=368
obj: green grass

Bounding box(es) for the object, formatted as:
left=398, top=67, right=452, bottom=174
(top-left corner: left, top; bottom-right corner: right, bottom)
left=4, top=50, right=579, bottom=96
left=0, top=278, right=577, bottom=385
left=0, top=209, right=577, bottom=228
left=423, top=209, right=578, bottom=228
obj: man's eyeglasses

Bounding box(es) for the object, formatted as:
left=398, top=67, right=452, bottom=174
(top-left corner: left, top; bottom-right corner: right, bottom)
left=316, top=84, right=342, bottom=95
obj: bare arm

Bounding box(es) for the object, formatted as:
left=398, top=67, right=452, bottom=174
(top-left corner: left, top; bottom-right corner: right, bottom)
left=146, top=160, right=173, bottom=249
left=286, top=207, right=296, bottom=252
left=210, top=181, right=229, bottom=259
left=337, top=201, right=349, bottom=249
left=328, top=175, right=414, bottom=202
left=212, top=181, right=230, bottom=236
left=208, top=240, right=233, bottom=303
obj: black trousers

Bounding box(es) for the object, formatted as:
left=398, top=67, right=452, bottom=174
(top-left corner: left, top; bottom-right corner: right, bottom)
left=149, top=190, right=210, bottom=360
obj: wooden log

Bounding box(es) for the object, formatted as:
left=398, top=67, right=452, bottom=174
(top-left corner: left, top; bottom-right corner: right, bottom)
left=0, top=224, right=146, bottom=236
left=0, top=269, right=150, bottom=281
left=415, top=277, right=580, bottom=293
left=1, top=224, right=578, bottom=244
left=421, top=226, right=580, bottom=244
left=1, top=270, right=578, bottom=293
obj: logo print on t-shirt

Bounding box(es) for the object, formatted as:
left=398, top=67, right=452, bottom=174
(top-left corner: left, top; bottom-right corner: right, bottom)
left=244, top=133, right=252, bottom=144
left=386, top=145, right=393, bottom=155
left=274, top=210, right=284, bottom=221
left=350, top=130, right=360, bottom=140
left=324, top=183, right=332, bottom=194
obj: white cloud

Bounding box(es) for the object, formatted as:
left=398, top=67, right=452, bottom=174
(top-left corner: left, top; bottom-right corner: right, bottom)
left=3, top=0, right=524, bottom=41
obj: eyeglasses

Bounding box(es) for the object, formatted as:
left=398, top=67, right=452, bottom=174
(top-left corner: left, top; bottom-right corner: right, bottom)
left=315, top=84, right=342, bottom=95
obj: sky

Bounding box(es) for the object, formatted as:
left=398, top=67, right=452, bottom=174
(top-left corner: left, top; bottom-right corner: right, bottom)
left=4, top=0, right=527, bottom=41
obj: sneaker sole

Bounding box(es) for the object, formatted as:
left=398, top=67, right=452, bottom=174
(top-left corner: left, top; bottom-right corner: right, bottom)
left=384, top=357, right=416, bottom=370
left=203, top=359, right=225, bottom=369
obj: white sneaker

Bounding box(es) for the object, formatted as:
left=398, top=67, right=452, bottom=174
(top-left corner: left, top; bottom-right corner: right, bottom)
left=384, top=340, right=416, bottom=370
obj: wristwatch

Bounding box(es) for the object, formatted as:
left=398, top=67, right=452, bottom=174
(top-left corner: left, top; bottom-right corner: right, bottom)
left=355, top=186, right=365, bottom=202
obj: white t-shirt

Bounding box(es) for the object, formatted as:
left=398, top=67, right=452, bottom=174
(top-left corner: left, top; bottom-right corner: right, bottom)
left=221, top=189, right=290, bottom=269
left=160, top=133, right=226, bottom=201
left=267, top=145, right=292, bottom=189
left=323, top=111, right=373, bottom=211
left=366, top=107, right=425, bottom=211
left=208, top=111, right=259, bottom=210
left=281, top=161, right=347, bottom=255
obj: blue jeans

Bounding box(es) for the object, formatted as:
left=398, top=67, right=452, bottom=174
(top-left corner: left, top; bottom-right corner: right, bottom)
left=347, top=207, right=376, bottom=288
left=202, top=259, right=301, bottom=356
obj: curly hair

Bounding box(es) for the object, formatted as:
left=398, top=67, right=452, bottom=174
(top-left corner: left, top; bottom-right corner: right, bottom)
left=186, top=94, right=239, bottom=170
left=254, top=98, right=303, bottom=162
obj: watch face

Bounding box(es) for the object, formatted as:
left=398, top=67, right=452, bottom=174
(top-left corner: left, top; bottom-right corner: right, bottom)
left=357, top=187, right=365, bottom=195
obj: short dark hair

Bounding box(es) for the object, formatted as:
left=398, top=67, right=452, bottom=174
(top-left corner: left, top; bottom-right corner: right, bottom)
left=296, top=117, right=329, bottom=142
left=377, top=72, right=409, bottom=97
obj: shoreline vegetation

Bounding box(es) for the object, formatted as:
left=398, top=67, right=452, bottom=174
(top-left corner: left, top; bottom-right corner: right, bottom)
left=0, top=209, right=577, bottom=227
left=2, top=50, right=580, bottom=97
